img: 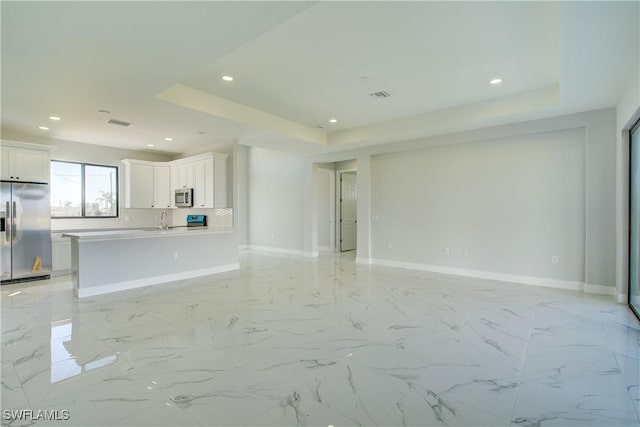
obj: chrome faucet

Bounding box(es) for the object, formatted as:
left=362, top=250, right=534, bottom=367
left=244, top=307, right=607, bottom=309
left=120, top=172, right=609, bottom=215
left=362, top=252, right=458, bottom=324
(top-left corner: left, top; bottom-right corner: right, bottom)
left=160, top=210, right=168, bottom=231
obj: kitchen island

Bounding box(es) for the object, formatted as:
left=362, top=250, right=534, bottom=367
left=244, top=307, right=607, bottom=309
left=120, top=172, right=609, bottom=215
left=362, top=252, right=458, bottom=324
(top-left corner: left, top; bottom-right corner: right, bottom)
left=62, top=227, right=239, bottom=298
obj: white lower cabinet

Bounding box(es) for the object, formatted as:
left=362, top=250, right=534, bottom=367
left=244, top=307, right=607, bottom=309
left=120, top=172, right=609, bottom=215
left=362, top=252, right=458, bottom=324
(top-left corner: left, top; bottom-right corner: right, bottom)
left=52, top=234, right=71, bottom=276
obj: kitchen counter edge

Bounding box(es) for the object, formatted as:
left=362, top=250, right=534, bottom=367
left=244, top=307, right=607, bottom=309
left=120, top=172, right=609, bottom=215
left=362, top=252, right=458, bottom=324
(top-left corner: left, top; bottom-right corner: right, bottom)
left=62, top=227, right=234, bottom=242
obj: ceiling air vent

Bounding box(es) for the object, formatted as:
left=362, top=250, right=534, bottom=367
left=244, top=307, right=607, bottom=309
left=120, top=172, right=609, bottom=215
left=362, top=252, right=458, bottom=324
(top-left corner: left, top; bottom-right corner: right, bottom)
left=369, top=90, right=391, bottom=98
left=107, top=119, right=131, bottom=127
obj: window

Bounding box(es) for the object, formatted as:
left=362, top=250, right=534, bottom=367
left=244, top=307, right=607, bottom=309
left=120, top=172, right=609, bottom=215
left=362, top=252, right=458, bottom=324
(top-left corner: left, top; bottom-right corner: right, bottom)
left=50, top=161, right=118, bottom=218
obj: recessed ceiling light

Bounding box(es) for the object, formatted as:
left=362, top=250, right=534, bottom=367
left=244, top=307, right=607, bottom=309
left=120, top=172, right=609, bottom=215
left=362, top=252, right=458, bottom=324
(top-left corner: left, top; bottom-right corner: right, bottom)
left=198, top=131, right=206, bottom=135
left=489, top=78, right=503, bottom=85
left=164, top=137, right=173, bottom=142
left=222, top=75, right=234, bottom=82
left=98, top=109, right=110, bottom=114
left=329, top=119, right=338, bottom=123
left=146, top=144, right=155, bottom=147
left=48, top=116, right=61, bottom=121
left=38, top=126, right=49, bottom=130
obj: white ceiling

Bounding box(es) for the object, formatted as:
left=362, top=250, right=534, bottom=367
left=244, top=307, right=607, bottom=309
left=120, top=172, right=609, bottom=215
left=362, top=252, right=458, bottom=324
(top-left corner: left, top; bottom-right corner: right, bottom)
left=1, top=1, right=638, bottom=156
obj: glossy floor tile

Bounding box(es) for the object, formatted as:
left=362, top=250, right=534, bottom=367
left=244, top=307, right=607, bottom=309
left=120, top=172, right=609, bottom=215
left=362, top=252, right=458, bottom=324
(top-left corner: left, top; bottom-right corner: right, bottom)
left=2, top=251, right=639, bottom=426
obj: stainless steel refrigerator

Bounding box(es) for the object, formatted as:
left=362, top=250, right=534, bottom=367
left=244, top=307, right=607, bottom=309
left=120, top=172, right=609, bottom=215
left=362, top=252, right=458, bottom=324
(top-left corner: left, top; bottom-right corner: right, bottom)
left=1, top=182, right=52, bottom=282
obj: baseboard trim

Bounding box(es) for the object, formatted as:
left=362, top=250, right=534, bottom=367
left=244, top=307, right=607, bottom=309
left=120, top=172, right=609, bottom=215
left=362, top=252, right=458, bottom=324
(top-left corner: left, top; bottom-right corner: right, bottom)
left=369, top=258, right=583, bottom=290
left=76, top=263, right=240, bottom=298
left=617, top=293, right=628, bottom=304
left=355, top=257, right=372, bottom=265
left=247, top=245, right=306, bottom=257
left=51, top=269, right=71, bottom=278
left=368, top=258, right=617, bottom=297
left=583, top=283, right=617, bottom=296
left=239, top=244, right=249, bottom=250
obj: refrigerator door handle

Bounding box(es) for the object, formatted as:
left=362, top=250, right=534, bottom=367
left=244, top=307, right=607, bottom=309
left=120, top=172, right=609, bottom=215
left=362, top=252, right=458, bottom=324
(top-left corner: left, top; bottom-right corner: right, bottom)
left=4, top=202, right=9, bottom=242
left=12, top=201, right=16, bottom=242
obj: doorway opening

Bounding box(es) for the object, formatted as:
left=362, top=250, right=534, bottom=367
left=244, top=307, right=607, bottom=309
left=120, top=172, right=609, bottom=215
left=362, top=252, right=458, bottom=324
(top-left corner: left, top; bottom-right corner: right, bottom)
left=314, top=160, right=357, bottom=254
left=339, top=171, right=357, bottom=252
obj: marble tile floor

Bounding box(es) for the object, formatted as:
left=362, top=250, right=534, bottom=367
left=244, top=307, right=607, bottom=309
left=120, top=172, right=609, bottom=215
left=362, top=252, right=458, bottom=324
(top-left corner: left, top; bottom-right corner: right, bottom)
left=1, top=251, right=639, bottom=427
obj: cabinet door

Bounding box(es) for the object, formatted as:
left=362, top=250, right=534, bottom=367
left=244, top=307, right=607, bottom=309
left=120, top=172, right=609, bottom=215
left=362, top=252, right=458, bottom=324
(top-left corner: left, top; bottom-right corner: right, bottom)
left=193, top=161, right=206, bottom=208
left=185, top=163, right=195, bottom=189
left=174, top=163, right=195, bottom=189
left=193, top=160, right=214, bottom=208
left=129, top=163, right=154, bottom=208
left=52, top=237, right=71, bottom=273
left=13, top=149, right=49, bottom=183
left=0, top=147, right=12, bottom=180
left=176, top=164, right=187, bottom=188
left=170, top=166, right=178, bottom=208
left=153, top=166, right=171, bottom=209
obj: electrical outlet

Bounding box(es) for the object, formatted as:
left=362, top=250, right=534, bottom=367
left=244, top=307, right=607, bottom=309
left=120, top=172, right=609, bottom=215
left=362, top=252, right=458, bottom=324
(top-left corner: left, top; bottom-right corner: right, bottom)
left=551, top=256, right=559, bottom=264
left=463, top=249, right=470, bottom=257
left=173, top=252, right=179, bottom=259
left=387, top=241, right=392, bottom=249
left=271, top=235, right=275, bottom=240
left=444, top=247, right=450, bottom=256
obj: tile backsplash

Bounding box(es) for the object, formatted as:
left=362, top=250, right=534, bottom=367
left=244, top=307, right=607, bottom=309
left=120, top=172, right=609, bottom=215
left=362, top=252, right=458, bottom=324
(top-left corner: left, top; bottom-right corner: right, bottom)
left=172, top=208, right=233, bottom=227
left=51, top=208, right=233, bottom=231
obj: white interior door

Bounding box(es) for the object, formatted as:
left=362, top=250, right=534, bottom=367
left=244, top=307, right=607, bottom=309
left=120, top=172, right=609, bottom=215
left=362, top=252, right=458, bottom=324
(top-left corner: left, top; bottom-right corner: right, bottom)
left=340, top=172, right=357, bottom=252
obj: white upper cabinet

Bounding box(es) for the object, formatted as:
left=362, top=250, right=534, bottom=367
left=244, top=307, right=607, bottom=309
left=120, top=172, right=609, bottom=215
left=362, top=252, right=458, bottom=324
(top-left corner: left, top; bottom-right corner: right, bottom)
left=122, top=160, right=172, bottom=209
left=172, top=162, right=194, bottom=190
left=1, top=144, right=51, bottom=183
left=192, top=159, right=214, bottom=208
left=153, top=166, right=171, bottom=209
left=122, top=152, right=228, bottom=210
left=122, top=160, right=154, bottom=208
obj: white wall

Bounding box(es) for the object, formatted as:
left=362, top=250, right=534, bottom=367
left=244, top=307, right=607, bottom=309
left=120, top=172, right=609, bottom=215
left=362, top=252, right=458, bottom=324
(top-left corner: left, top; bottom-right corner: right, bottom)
left=248, top=147, right=304, bottom=253
left=302, top=108, right=617, bottom=293
left=371, top=128, right=586, bottom=282
left=233, top=144, right=250, bottom=246
left=315, top=167, right=333, bottom=249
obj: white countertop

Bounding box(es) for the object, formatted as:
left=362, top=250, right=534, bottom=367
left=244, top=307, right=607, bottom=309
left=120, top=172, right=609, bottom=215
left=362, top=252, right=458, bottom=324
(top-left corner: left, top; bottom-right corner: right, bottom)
left=62, top=226, right=233, bottom=242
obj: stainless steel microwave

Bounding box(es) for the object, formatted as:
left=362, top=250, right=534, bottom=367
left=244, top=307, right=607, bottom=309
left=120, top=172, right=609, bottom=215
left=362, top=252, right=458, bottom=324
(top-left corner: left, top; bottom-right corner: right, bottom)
left=175, top=188, right=193, bottom=207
